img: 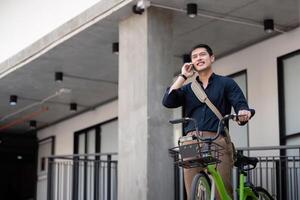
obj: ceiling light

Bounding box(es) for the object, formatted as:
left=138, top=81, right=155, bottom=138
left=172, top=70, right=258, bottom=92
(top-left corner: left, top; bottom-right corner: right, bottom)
left=182, top=54, right=191, bottom=63
left=55, top=72, right=63, bottom=82
left=29, top=120, right=37, bottom=129
left=264, top=19, right=274, bottom=33
left=9, top=95, right=18, bottom=106
left=112, top=42, right=119, bottom=54
left=187, top=3, right=197, bottom=18
left=70, top=103, right=77, bottom=112
left=132, top=5, right=144, bottom=15
left=132, top=0, right=150, bottom=15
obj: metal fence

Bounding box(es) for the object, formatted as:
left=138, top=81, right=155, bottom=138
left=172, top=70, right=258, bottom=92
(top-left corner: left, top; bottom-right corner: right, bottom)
left=47, top=153, right=118, bottom=200
left=174, top=145, right=300, bottom=200
left=236, top=145, right=300, bottom=200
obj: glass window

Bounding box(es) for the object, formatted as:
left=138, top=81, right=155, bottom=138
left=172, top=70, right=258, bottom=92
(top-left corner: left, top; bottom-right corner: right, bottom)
left=229, top=71, right=249, bottom=148
left=278, top=50, right=300, bottom=146
left=100, top=120, right=118, bottom=153
left=73, top=118, right=118, bottom=200
left=78, top=133, right=86, bottom=154
left=282, top=54, right=300, bottom=135
left=37, top=136, right=54, bottom=174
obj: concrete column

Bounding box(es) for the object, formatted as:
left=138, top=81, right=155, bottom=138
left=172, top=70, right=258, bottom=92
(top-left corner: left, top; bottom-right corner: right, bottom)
left=118, top=7, right=174, bottom=200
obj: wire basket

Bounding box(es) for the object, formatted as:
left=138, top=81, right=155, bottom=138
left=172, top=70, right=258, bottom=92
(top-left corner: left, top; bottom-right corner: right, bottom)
left=169, top=140, right=224, bottom=168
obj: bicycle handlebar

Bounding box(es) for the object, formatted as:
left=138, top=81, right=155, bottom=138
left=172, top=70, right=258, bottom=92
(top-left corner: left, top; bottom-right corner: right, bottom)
left=169, top=109, right=255, bottom=142
left=169, top=117, right=199, bottom=134
left=169, top=118, right=190, bottom=124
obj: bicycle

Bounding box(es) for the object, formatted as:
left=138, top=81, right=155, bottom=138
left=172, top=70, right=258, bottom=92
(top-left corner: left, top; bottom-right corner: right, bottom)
left=169, top=114, right=274, bottom=200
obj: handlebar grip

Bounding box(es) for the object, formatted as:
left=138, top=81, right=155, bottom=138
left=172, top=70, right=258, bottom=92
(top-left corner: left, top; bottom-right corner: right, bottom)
left=169, top=118, right=188, bottom=124
left=230, top=109, right=255, bottom=121
left=249, top=109, right=255, bottom=118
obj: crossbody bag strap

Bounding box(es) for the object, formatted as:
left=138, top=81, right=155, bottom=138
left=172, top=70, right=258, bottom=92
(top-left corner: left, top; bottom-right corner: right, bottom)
left=191, top=78, right=232, bottom=144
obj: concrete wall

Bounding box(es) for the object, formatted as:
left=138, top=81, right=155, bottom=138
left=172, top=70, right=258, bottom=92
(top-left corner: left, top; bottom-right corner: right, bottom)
left=213, top=27, right=300, bottom=147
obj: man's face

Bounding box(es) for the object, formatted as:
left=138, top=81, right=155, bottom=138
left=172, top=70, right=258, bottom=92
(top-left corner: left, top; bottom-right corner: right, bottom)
left=191, top=48, right=215, bottom=72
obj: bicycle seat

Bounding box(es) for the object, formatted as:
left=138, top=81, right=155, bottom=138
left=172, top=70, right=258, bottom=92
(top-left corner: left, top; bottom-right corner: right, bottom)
left=234, top=153, right=258, bottom=170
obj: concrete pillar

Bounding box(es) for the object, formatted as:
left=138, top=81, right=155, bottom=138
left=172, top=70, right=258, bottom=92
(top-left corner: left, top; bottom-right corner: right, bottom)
left=118, top=7, right=174, bottom=200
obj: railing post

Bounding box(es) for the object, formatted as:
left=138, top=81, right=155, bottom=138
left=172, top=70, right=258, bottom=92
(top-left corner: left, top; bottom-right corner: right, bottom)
left=95, top=155, right=100, bottom=200
left=236, top=150, right=244, bottom=184
left=107, top=155, right=112, bottom=200
left=174, top=154, right=180, bottom=200
left=45, top=153, right=117, bottom=200
left=72, top=156, right=79, bottom=200
left=47, top=157, right=54, bottom=200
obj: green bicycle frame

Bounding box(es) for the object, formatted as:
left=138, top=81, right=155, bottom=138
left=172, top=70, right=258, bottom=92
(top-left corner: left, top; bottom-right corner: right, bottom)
left=207, top=165, right=231, bottom=200
left=206, top=164, right=258, bottom=200
left=238, top=171, right=257, bottom=200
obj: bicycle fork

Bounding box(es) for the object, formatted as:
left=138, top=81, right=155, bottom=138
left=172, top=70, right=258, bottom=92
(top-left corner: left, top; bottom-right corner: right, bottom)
left=209, top=174, right=215, bottom=200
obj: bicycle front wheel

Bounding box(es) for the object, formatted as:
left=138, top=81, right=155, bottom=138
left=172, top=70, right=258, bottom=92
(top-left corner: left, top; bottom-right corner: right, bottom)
left=190, top=172, right=211, bottom=200
left=255, top=187, right=274, bottom=200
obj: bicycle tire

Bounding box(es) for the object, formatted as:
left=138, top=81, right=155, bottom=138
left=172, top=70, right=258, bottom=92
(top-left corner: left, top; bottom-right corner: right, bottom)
left=255, top=187, right=274, bottom=200
left=190, top=172, right=211, bottom=200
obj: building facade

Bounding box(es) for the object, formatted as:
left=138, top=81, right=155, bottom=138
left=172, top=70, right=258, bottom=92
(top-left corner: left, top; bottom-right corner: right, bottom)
left=0, top=0, right=300, bottom=199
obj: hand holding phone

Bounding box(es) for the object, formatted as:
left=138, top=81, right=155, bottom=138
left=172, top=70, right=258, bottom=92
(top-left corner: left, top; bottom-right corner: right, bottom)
left=181, top=63, right=195, bottom=78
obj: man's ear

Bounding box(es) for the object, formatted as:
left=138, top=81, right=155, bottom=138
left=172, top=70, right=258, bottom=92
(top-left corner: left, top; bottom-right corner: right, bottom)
left=211, top=55, right=215, bottom=63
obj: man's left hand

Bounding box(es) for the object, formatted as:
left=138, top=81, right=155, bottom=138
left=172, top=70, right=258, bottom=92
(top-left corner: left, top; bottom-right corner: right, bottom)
left=237, top=110, right=252, bottom=123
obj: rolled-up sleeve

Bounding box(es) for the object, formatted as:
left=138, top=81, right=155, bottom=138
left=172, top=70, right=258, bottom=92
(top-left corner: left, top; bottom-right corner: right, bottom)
left=162, top=87, right=184, bottom=108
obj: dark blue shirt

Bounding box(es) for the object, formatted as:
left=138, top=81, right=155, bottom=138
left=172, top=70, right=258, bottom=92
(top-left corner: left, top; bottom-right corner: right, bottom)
left=162, top=73, right=249, bottom=135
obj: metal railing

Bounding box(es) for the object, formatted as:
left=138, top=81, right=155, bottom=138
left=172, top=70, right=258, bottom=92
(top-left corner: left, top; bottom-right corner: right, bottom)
left=173, top=145, right=300, bottom=200
left=47, top=153, right=118, bottom=200
left=236, top=145, right=300, bottom=200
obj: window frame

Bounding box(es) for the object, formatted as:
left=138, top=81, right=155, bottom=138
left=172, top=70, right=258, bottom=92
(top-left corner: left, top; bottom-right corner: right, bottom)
left=38, top=136, right=55, bottom=174
left=228, top=69, right=249, bottom=148
left=73, top=117, right=118, bottom=154
left=72, top=117, right=118, bottom=200
left=277, top=49, right=300, bottom=145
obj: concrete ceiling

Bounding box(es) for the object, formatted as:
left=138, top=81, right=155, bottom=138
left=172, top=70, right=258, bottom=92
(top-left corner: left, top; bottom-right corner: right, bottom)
left=0, top=0, right=299, bottom=134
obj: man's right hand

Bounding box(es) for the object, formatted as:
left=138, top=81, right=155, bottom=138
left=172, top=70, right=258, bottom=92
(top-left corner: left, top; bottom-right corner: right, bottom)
left=168, top=63, right=195, bottom=93
left=181, top=63, right=195, bottom=78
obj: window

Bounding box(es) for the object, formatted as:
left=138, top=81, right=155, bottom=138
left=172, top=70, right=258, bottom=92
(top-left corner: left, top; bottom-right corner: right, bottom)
left=278, top=49, right=300, bottom=200
left=229, top=70, right=249, bottom=148
left=38, top=136, right=55, bottom=174
left=74, top=118, right=118, bottom=154
left=278, top=50, right=300, bottom=151
left=100, top=120, right=118, bottom=154
left=74, top=125, right=100, bottom=154
left=73, top=118, right=118, bottom=200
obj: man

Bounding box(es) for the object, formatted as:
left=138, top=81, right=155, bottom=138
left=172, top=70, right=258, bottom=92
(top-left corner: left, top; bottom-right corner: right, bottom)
left=162, top=44, right=253, bottom=199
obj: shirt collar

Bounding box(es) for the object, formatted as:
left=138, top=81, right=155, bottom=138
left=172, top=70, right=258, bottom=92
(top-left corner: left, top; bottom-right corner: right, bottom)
left=196, top=73, right=216, bottom=85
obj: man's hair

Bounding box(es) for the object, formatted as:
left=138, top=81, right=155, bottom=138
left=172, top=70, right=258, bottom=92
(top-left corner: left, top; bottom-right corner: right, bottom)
left=190, top=44, right=214, bottom=57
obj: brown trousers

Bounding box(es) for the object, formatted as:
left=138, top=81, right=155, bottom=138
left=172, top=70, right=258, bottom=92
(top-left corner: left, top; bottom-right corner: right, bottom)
left=183, top=131, right=234, bottom=200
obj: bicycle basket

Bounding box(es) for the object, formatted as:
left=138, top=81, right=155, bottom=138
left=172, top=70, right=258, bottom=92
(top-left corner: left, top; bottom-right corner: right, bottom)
left=169, top=140, right=224, bottom=168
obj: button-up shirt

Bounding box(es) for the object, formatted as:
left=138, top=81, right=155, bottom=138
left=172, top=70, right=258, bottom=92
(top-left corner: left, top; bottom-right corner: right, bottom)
left=162, top=73, right=249, bottom=135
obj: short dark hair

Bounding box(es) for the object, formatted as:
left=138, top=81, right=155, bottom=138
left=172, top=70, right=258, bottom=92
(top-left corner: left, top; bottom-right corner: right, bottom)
left=190, top=44, right=214, bottom=57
